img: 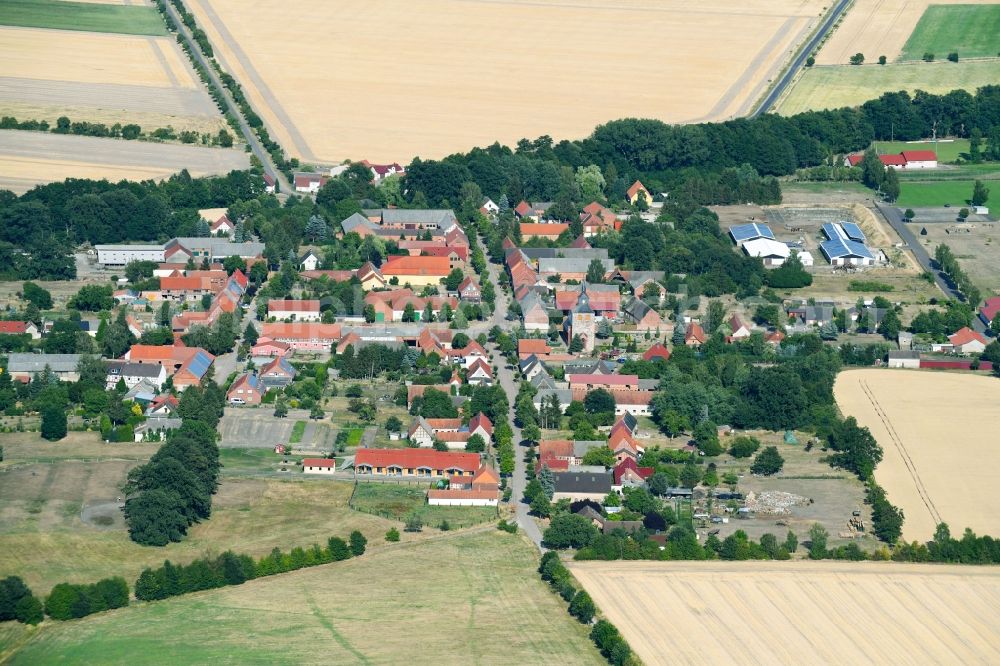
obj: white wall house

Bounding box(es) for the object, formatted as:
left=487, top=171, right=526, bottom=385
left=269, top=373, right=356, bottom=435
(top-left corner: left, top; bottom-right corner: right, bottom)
left=96, top=244, right=166, bottom=266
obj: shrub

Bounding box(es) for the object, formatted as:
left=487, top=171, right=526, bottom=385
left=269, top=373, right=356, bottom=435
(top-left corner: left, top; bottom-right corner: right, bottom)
left=947, top=52, right=959, bottom=62
left=923, top=52, right=934, bottom=62
left=328, top=537, right=352, bottom=561
left=349, top=530, right=368, bottom=556
left=569, top=589, right=596, bottom=623
left=728, top=435, right=760, bottom=458
left=385, top=527, right=401, bottom=542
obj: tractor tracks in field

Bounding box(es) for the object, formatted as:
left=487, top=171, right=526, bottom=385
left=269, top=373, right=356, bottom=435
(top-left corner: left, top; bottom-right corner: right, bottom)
left=859, top=379, right=942, bottom=526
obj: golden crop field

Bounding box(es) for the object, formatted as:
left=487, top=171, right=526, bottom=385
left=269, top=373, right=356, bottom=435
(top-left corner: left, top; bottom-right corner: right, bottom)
left=186, top=0, right=827, bottom=163
left=835, top=368, right=1000, bottom=542
left=816, top=0, right=999, bottom=65
left=571, top=560, right=1000, bottom=665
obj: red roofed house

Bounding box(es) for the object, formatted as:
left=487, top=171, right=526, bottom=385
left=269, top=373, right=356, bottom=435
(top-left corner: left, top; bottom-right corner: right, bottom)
left=303, top=458, right=337, bottom=475
left=380, top=255, right=451, bottom=287
left=354, top=448, right=481, bottom=478
left=643, top=343, right=671, bottom=362
left=685, top=322, right=707, bottom=347
left=293, top=172, right=328, bottom=193
left=728, top=315, right=752, bottom=340
left=210, top=214, right=235, bottom=236
left=519, top=338, right=552, bottom=359
left=227, top=372, right=263, bottom=405
left=260, top=323, right=342, bottom=352
left=520, top=223, right=568, bottom=241
left=568, top=374, right=639, bottom=391
left=268, top=299, right=322, bottom=322
left=469, top=412, right=493, bottom=441
left=251, top=337, right=292, bottom=358
left=406, top=384, right=452, bottom=408
left=466, top=357, right=493, bottom=386
left=627, top=180, right=651, bottom=206
left=0, top=321, right=39, bottom=339
left=613, top=458, right=654, bottom=488
left=979, top=296, right=1000, bottom=328
left=428, top=465, right=500, bottom=506
left=948, top=327, right=987, bottom=354
left=458, top=276, right=481, bottom=302
left=880, top=154, right=907, bottom=168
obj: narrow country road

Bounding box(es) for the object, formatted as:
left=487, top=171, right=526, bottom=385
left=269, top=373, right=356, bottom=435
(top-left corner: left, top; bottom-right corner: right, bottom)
left=751, top=0, right=852, bottom=116
left=875, top=202, right=988, bottom=334
left=161, top=2, right=292, bottom=194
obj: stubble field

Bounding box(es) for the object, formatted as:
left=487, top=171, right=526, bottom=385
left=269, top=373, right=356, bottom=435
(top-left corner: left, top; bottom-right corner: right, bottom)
left=834, top=368, right=1000, bottom=541
left=815, top=0, right=1000, bottom=65
left=571, top=560, right=1000, bottom=666
left=0, top=130, right=249, bottom=194
left=186, top=0, right=826, bottom=163
left=3, top=531, right=602, bottom=665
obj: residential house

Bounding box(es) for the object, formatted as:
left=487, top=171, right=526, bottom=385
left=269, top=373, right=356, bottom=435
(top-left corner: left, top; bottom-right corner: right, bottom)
left=626, top=180, right=651, bottom=206
left=105, top=361, right=167, bottom=391
left=685, top=322, right=707, bottom=347
left=0, top=321, right=40, bottom=339
left=303, top=458, right=338, bottom=475
left=407, top=417, right=437, bottom=447
left=268, top=299, right=322, bottom=322
left=979, top=297, right=1000, bottom=328
left=260, top=323, right=342, bottom=352
left=354, top=448, right=481, bottom=478
left=468, top=413, right=493, bottom=441
left=146, top=393, right=178, bottom=417
left=357, top=262, right=387, bottom=290
left=466, top=358, right=493, bottom=386
left=728, top=315, right=752, bottom=340
left=259, top=356, right=297, bottom=389
left=251, top=337, right=292, bottom=358
left=293, top=172, right=327, bottom=193
left=643, top=343, right=671, bottom=362
left=519, top=338, right=552, bottom=359
left=613, top=458, right=654, bottom=489
left=518, top=354, right=545, bottom=381
left=300, top=250, right=321, bottom=271
left=948, top=327, right=987, bottom=355
left=427, top=465, right=500, bottom=506
left=457, top=276, right=481, bottom=302
left=568, top=374, right=639, bottom=392
left=519, top=291, right=549, bottom=332
left=227, top=372, right=264, bottom=405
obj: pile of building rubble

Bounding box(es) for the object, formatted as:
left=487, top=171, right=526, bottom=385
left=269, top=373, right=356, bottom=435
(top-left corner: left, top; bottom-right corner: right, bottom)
left=743, top=490, right=809, bottom=515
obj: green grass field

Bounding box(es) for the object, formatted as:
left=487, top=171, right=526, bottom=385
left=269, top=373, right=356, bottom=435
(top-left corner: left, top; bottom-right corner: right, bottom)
left=779, top=61, right=999, bottom=115
left=0, top=0, right=166, bottom=36
left=289, top=420, right=306, bottom=444
left=900, top=5, right=1000, bottom=61
left=896, top=180, right=978, bottom=207
left=2, top=531, right=603, bottom=665
left=350, top=482, right=497, bottom=529
left=871, top=139, right=970, bottom=163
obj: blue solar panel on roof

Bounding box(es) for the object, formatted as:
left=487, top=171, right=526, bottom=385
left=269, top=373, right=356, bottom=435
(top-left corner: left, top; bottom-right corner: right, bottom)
left=841, top=222, right=866, bottom=242
left=187, top=351, right=212, bottom=378
left=821, top=223, right=844, bottom=241
left=729, top=223, right=774, bottom=241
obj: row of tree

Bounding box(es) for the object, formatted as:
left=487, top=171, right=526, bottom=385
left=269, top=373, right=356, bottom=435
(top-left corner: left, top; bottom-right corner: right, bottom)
left=136, top=531, right=367, bottom=601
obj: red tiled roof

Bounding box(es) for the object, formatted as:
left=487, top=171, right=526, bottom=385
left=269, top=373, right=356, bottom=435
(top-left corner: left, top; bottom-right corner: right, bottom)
left=980, top=297, right=1000, bottom=322
left=355, top=448, right=480, bottom=472
left=568, top=374, right=639, bottom=387
left=901, top=150, right=937, bottom=162
left=469, top=412, right=493, bottom=435
left=846, top=154, right=864, bottom=167
left=627, top=180, right=648, bottom=198
left=381, top=255, right=451, bottom=277
left=949, top=326, right=986, bottom=346
left=519, top=339, right=552, bottom=355
left=261, top=322, right=342, bottom=341
left=880, top=154, right=906, bottom=167
left=520, top=223, right=568, bottom=237
left=539, top=439, right=574, bottom=458
left=614, top=458, right=654, bottom=485
left=0, top=321, right=28, bottom=334
left=303, top=458, right=336, bottom=468
left=643, top=343, right=671, bottom=361
left=269, top=299, right=321, bottom=312
left=686, top=322, right=707, bottom=344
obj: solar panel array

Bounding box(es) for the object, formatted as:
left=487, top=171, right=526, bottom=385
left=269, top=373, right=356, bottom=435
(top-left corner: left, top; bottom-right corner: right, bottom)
left=729, top=223, right=774, bottom=242
left=187, top=351, right=213, bottom=378
left=840, top=222, right=866, bottom=242
left=821, top=223, right=845, bottom=241
left=821, top=238, right=874, bottom=260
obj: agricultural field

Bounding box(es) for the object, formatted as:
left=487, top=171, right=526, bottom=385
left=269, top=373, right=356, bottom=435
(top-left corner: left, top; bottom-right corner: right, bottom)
left=900, top=4, right=1000, bottom=61
left=815, top=0, right=1000, bottom=65
left=835, top=369, right=1000, bottom=541
left=3, top=531, right=602, bottom=665
left=571, top=560, right=1000, bottom=665
left=777, top=60, right=999, bottom=114
left=905, top=218, right=1000, bottom=292
left=0, top=430, right=402, bottom=593
left=186, top=0, right=827, bottom=163
left=0, top=0, right=166, bottom=35
left=0, top=130, right=249, bottom=194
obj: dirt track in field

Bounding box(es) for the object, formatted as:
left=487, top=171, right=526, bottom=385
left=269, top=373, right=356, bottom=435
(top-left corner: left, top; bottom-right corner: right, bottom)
left=572, top=560, right=1000, bottom=665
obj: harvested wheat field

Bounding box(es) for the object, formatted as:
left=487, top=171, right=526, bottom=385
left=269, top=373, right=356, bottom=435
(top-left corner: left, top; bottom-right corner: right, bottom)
left=0, top=26, right=225, bottom=134
left=0, top=130, right=249, bottom=194
left=572, top=560, right=1000, bottom=666
left=835, top=368, right=1000, bottom=541
left=815, top=0, right=999, bottom=65
left=186, top=0, right=826, bottom=163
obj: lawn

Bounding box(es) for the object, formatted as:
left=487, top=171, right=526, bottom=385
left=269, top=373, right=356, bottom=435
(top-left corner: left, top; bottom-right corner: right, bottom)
left=900, top=5, right=1000, bottom=61
left=0, top=472, right=400, bottom=594
left=289, top=420, right=306, bottom=444
left=778, top=61, right=999, bottom=115
left=896, top=179, right=979, bottom=207
left=0, top=0, right=166, bottom=36
left=350, top=482, right=497, bottom=529
left=870, top=139, right=970, bottom=163
left=3, top=530, right=602, bottom=665
left=345, top=427, right=364, bottom=446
